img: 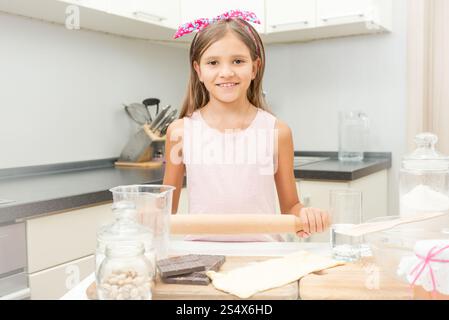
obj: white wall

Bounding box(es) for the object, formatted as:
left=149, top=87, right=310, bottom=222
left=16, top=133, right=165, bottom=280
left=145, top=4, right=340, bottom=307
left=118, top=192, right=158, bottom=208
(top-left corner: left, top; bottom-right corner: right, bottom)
left=0, top=12, right=189, bottom=169
left=264, top=0, right=407, bottom=214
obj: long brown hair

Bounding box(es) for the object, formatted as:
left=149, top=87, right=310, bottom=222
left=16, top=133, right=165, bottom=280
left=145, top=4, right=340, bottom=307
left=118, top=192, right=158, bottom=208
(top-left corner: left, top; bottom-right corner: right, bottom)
left=179, top=18, right=269, bottom=118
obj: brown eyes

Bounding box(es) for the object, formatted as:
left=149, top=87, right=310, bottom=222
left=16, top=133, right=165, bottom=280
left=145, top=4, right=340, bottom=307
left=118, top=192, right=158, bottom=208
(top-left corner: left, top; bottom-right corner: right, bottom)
left=206, top=60, right=245, bottom=66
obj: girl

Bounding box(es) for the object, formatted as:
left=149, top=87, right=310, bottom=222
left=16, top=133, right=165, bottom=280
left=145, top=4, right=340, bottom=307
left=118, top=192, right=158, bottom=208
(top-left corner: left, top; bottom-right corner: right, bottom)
left=163, top=10, right=330, bottom=241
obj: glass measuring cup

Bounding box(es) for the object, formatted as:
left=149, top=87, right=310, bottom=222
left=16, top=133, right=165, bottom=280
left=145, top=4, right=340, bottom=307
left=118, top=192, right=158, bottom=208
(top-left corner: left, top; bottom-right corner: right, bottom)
left=109, top=185, right=175, bottom=260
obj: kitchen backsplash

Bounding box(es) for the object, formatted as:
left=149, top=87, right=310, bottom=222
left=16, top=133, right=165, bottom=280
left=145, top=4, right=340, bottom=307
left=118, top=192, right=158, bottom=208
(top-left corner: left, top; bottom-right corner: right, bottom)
left=0, top=12, right=188, bottom=169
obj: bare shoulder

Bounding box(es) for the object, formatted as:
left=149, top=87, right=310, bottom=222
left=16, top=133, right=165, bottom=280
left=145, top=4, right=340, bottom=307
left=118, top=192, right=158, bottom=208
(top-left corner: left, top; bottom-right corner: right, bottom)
left=166, top=118, right=184, bottom=140
left=274, top=119, right=292, bottom=140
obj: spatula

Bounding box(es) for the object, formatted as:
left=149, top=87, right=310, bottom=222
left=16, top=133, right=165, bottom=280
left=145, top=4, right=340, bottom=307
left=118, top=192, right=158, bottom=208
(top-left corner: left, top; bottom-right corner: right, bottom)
left=335, top=212, right=447, bottom=237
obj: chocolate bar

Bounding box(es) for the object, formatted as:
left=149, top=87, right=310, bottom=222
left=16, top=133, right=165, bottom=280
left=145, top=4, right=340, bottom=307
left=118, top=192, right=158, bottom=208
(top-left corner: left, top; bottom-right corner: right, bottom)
left=157, top=254, right=206, bottom=278
left=162, top=272, right=211, bottom=285
left=161, top=255, right=226, bottom=285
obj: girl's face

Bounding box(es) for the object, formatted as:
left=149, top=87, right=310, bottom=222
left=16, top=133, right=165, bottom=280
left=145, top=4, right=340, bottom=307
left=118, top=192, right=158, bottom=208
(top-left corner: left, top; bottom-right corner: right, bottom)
left=194, top=31, right=260, bottom=105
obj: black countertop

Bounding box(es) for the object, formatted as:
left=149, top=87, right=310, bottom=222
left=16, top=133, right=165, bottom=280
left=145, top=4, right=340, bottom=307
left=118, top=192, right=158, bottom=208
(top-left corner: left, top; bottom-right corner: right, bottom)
left=0, top=152, right=391, bottom=224
left=293, top=151, right=392, bottom=181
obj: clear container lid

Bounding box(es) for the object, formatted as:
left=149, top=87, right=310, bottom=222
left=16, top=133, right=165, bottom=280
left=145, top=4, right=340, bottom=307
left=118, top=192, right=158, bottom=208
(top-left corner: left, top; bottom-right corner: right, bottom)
left=97, top=201, right=153, bottom=244
left=402, top=133, right=449, bottom=171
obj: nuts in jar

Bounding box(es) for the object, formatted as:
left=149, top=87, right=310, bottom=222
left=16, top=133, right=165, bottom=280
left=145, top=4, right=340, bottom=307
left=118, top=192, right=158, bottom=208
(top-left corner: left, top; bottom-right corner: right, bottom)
left=98, top=269, right=152, bottom=300
left=96, top=242, right=153, bottom=300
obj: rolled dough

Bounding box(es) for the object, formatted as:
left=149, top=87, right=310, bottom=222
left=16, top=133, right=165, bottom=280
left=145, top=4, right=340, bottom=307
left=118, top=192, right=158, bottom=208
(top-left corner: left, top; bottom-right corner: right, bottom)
left=206, top=251, right=345, bottom=299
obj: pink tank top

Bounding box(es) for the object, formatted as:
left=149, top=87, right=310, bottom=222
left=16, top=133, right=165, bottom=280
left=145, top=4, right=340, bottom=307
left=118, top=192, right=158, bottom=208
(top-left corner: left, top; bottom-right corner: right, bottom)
left=182, top=108, right=284, bottom=242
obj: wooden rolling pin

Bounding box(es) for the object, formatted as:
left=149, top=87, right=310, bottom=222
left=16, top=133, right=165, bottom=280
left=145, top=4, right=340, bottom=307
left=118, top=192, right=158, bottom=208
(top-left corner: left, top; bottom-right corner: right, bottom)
left=170, top=214, right=303, bottom=234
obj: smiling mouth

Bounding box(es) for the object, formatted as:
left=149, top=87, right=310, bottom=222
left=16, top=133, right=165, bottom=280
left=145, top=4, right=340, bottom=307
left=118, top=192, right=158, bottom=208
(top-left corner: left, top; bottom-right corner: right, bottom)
left=216, top=82, right=239, bottom=88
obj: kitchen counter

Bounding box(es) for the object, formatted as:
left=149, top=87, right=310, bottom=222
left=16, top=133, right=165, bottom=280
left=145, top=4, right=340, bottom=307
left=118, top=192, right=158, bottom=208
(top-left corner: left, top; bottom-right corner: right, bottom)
left=61, top=240, right=409, bottom=300
left=0, top=152, right=391, bottom=224
left=61, top=240, right=331, bottom=300
left=0, top=158, right=164, bottom=224
left=294, top=151, right=391, bottom=180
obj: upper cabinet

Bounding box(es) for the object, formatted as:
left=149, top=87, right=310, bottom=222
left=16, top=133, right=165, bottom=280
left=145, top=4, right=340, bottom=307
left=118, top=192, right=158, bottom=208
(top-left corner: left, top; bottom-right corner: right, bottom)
left=266, top=0, right=316, bottom=33
left=180, top=0, right=265, bottom=34
left=316, top=0, right=391, bottom=29
left=0, top=0, right=392, bottom=45
left=264, top=0, right=392, bottom=43
left=108, top=0, right=180, bottom=30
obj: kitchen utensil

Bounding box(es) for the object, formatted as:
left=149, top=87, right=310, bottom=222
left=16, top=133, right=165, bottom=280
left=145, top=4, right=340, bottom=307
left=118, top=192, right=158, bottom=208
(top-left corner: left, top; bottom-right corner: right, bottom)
left=118, top=124, right=165, bottom=163
left=169, top=214, right=304, bottom=235
left=155, top=109, right=177, bottom=132
left=336, top=212, right=447, bottom=237
left=142, top=98, right=160, bottom=118
left=159, top=122, right=170, bottom=136
left=110, top=185, right=175, bottom=260
left=159, top=114, right=177, bottom=136
left=124, top=103, right=152, bottom=125
left=149, top=105, right=171, bottom=131
left=329, top=189, right=362, bottom=262
left=155, top=115, right=175, bottom=136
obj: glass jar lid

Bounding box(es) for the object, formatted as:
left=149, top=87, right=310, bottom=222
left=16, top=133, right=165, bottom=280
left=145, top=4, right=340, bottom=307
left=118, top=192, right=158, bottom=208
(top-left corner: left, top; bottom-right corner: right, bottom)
left=97, top=201, right=153, bottom=243
left=402, top=133, right=449, bottom=171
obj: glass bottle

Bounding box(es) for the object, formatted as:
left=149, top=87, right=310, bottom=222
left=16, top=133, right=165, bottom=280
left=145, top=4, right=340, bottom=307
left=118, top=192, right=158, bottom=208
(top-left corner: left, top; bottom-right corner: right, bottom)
left=96, top=242, right=152, bottom=300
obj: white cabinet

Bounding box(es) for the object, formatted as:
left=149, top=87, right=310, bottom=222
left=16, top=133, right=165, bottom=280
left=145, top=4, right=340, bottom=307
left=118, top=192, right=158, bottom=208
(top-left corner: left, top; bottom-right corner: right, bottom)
left=29, top=255, right=94, bottom=300
left=266, top=0, right=316, bottom=33
left=26, top=202, right=113, bottom=273
left=108, top=0, right=180, bottom=30
left=26, top=202, right=113, bottom=299
left=264, top=0, right=392, bottom=44
left=180, top=0, right=265, bottom=34
left=0, top=0, right=392, bottom=44
left=316, top=0, right=373, bottom=26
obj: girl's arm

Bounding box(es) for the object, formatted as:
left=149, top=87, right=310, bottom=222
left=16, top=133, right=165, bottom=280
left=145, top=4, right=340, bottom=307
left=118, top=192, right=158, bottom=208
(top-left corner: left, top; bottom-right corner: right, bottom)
left=274, top=120, right=303, bottom=215
left=274, top=120, right=330, bottom=237
left=162, top=119, right=185, bottom=214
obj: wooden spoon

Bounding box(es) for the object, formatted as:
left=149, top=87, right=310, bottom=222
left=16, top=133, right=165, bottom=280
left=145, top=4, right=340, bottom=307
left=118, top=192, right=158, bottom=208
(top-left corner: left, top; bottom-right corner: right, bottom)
left=335, top=212, right=446, bottom=237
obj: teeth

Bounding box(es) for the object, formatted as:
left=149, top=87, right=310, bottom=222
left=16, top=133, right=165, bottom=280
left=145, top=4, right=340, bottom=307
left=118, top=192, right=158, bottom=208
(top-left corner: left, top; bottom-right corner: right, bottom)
left=218, top=83, right=237, bottom=87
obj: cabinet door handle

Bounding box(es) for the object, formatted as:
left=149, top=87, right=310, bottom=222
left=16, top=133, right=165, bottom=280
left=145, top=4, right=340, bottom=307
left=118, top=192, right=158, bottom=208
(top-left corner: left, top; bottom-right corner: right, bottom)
left=321, top=13, right=365, bottom=22
left=132, top=11, right=167, bottom=22
left=270, top=20, right=309, bottom=29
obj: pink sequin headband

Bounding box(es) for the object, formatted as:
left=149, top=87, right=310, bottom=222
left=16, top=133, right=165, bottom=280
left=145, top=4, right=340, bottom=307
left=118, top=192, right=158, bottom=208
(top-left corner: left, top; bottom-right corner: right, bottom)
left=173, top=9, right=261, bottom=39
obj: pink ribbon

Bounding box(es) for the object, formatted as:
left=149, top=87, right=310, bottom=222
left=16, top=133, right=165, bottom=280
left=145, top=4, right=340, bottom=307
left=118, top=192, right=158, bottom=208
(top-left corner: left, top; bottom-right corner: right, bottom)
left=409, top=244, right=449, bottom=298
left=173, top=9, right=260, bottom=39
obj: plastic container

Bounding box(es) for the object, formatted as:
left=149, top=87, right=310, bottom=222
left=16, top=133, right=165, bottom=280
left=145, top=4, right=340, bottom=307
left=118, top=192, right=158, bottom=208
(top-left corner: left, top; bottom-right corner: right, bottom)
left=109, top=185, right=175, bottom=260
left=338, top=111, right=369, bottom=162
left=399, top=133, right=449, bottom=230
left=96, top=201, right=155, bottom=276
left=96, top=242, right=153, bottom=300
left=364, top=216, right=449, bottom=285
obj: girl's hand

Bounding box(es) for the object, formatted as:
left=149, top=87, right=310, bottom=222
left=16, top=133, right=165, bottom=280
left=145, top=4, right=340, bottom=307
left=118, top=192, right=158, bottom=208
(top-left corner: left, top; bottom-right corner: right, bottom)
left=296, top=207, right=331, bottom=239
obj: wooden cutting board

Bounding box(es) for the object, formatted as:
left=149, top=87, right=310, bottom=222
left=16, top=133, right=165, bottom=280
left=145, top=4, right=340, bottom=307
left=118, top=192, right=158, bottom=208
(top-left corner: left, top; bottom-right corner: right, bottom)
left=299, top=257, right=411, bottom=300
left=88, top=256, right=298, bottom=300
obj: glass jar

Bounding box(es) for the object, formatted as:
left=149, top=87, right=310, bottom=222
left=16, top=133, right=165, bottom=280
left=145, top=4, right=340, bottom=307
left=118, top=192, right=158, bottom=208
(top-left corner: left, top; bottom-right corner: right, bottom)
left=338, top=111, right=369, bottom=162
left=96, top=201, right=155, bottom=276
left=96, top=242, right=153, bottom=300
left=399, top=133, right=449, bottom=230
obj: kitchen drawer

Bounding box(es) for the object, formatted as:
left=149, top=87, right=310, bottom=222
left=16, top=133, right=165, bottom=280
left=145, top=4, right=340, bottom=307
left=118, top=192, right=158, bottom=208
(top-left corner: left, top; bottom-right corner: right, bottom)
left=29, top=255, right=94, bottom=300
left=0, top=222, right=26, bottom=275
left=26, top=203, right=113, bottom=273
